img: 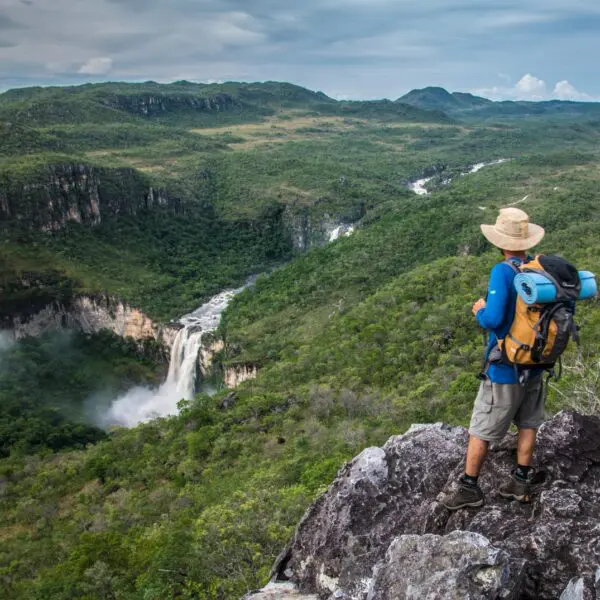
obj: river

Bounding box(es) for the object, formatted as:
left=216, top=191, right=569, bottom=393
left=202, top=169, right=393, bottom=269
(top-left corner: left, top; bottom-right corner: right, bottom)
left=409, top=158, right=509, bottom=195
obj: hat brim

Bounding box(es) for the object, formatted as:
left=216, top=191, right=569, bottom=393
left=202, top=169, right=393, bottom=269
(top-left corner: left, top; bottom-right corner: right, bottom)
left=480, top=223, right=545, bottom=251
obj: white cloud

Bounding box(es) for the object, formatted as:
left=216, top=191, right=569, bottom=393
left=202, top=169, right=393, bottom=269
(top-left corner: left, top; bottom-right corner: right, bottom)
left=474, top=73, right=596, bottom=102
left=1, top=1, right=599, bottom=100
left=78, top=56, right=113, bottom=75
left=478, top=11, right=555, bottom=28
left=515, top=73, right=547, bottom=99
left=553, top=80, right=592, bottom=101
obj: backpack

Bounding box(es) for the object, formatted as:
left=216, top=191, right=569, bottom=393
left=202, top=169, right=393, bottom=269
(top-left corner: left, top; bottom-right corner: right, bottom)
left=498, top=255, right=580, bottom=371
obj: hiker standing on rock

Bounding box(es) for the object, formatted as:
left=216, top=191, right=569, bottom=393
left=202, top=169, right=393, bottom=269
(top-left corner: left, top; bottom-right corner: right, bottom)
left=443, top=208, right=546, bottom=510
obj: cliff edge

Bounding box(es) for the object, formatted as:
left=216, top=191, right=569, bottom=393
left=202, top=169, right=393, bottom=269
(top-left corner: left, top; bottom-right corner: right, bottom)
left=247, top=411, right=600, bottom=599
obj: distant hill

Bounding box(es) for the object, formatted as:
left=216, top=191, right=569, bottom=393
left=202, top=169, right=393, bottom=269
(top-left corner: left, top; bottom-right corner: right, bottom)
left=397, top=87, right=492, bottom=112
left=0, top=81, right=451, bottom=128
left=398, top=86, right=600, bottom=120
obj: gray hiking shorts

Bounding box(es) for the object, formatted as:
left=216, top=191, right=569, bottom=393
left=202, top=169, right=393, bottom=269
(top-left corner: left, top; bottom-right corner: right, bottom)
left=469, top=376, right=545, bottom=442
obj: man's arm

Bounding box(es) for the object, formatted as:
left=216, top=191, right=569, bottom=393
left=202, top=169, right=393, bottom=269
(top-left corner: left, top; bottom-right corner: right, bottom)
left=476, top=264, right=510, bottom=330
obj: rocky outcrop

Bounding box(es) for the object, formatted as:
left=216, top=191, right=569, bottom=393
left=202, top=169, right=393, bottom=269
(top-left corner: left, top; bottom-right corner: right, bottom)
left=224, top=363, right=260, bottom=388
left=0, top=164, right=182, bottom=231
left=282, top=205, right=359, bottom=252
left=368, top=531, right=524, bottom=599
left=244, top=582, right=318, bottom=600
left=198, top=337, right=225, bottom=378
left=100, top=92, right=240, bottom=118
left=7, top=295, right=178, bottom=349
left=249, top=411, right=600, bottom=599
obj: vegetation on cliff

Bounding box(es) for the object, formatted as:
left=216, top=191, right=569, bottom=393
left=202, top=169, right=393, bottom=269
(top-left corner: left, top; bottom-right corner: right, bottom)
left=3, top=83, right=600, bottom=322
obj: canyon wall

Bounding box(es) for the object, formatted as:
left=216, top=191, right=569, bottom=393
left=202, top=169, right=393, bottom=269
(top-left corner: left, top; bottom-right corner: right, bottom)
left=0, top=163, right=182, bottom=232
left=7, top=295, right=179, bottom=350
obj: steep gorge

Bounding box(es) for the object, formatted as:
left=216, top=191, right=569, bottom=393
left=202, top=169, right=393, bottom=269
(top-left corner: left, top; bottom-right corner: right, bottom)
left=3, top=80, right=600, bottom=600
left=0, top=158, right=365, bottom=406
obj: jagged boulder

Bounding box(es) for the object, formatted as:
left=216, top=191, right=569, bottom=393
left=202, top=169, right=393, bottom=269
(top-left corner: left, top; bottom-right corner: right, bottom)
left=243, top=582, right=318, bottom=600
left=249, top=411, right=600, bottom=599
left=368, top=530, right=524, bottom=600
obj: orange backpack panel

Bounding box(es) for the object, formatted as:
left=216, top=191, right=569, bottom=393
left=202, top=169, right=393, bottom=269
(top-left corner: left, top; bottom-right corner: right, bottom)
left=498, top=256, right=575, bottom=368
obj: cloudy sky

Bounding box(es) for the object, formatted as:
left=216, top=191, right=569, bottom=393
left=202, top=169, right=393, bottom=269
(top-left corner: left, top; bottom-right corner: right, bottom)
left=0, top=0, right=598, bottom=100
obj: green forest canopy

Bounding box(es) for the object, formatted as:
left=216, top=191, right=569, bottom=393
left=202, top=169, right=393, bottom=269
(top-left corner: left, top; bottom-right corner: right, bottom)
left=1, top=82, right=600, bottom=599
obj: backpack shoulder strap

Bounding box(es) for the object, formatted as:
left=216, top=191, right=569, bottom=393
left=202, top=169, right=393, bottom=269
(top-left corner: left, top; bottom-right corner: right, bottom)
left=502, top=258, right=522, bottom=274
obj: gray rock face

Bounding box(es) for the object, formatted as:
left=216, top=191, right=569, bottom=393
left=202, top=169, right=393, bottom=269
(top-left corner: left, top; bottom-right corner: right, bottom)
left=0, top=164, right=182, bottom=232
left=282, top=205, right=359, bottom=252
left=368, top=531, right=524, bottom=600
left=7, top=295, right=178, bottom=350
left=243, top=582, right=318, bottom=600
left=560, top=578, right=585, bottom=600
left=224, top=363, right=260, bottom=389
left=263, top=412, right=600, bottom=600
left=102, top=92, right=238, bottom=118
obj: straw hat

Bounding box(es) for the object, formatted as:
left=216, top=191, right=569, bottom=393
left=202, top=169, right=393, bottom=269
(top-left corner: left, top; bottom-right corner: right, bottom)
left=480, top=207, right=544, bottom=251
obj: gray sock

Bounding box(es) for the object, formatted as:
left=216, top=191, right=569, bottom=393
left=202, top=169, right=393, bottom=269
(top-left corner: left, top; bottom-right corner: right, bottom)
left=461, top=474, right=479, bottom=487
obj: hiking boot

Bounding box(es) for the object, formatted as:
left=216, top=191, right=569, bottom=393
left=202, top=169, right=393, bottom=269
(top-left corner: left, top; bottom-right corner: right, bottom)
left=441, top=481, right=484, bottom=510
left=498, top=472, right=531, bottom=502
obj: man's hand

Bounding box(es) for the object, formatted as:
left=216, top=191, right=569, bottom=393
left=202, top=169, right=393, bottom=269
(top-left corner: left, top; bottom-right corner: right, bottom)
left=472, top=298, right=486, bottom=316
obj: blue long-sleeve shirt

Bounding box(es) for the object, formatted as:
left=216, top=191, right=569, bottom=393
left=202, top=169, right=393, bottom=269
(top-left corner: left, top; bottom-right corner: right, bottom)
left=476, top=259, right=524, bottom=383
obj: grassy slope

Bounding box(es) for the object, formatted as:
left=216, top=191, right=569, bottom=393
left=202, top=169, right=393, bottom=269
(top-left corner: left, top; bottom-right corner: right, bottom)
left=221, top=149, right=600, bottom=364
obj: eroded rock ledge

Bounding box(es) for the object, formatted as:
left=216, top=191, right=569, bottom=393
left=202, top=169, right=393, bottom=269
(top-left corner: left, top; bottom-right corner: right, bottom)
left=247, top=411, right=600, bottom=599
left=7, top=295, right=179, bottom=350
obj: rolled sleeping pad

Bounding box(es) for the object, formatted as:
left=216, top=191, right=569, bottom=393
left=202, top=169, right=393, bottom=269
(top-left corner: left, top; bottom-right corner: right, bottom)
left=578, top=271, right=598, bottom=300
left=514, top=271, right=597, bottom=305
left=514, top=273, right=557, bottom=305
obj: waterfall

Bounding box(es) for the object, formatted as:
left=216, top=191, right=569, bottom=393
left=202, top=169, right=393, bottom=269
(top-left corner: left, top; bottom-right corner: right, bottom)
left=328, top=224, right=356, bottom=242
left=409, top=176, right=435, bottom=196
left=166, top=328, right=204, bottom=401
left=103, top=284, right=248, bottom=427
left=467, top=158, right=509, bottom=174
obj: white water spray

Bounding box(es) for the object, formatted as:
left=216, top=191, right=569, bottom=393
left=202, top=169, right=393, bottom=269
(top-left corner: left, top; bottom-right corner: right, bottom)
left=104, top=285, right=247, bottom=427
left=467, top=158, right=509, bottom=174
left=0, top=331, right=14, bottom=352
left=328, top=224, right=356, bottom=242
left=409, top=176, right=435, bottom=196
left=102, top=212, right=362, bottom=429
